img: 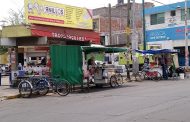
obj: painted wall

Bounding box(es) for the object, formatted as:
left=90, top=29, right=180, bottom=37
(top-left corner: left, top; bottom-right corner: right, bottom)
left=147, top=40, right=173, bottom=49
left=0, top=53, right=9, bottom=64
left=145, top=1, right=190, bottom=49
left=145, top=9, right=190, bottom=31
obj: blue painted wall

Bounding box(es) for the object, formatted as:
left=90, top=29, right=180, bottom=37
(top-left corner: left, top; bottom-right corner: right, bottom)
left=145, top=1, right=190, bottom=15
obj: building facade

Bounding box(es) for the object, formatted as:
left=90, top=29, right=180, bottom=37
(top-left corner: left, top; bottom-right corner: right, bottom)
left=93, top=2, right=154, bottom=46
left=0, top=0, right=101, bottom=70
left=145, top=1, right=190, bottom=66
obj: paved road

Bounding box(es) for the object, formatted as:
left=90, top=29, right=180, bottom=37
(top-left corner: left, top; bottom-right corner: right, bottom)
left=1, top=80, right=190, bottom=122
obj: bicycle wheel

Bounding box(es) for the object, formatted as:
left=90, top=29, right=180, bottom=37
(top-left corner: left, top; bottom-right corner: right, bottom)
left=18, top=80, right=32, bottom=98
left=134, top=72, right=143, bottom=82
left=116, top=74, right=124, bottom=86
left=138, top=72, right=145, bottom=81
left=110, top=75, right=117, bottom=87
left=152, top=72, right=162, bottom=81
left=141, top=71, right=148, bottom=80
left=36, top=79, right=49, bottom=96
left=56, top=81, right=70, bottom=96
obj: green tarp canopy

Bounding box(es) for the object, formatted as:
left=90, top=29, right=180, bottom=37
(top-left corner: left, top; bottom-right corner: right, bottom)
left=50, top=45, right=83, bottom=85
left=50, top=45, right=128, bottom=85
left=81, top=46, right=128, bottom=54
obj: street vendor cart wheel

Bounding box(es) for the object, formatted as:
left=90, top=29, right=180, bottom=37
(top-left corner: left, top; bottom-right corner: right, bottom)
left=110, top=75, right=117, bottom=88
left=116, top=74, right=124, bottom=86
left=56, top=81, right=71, bottom=96
left=18, top=80, right=32, bottom=98
left=36, top=79, right=49, bottom=96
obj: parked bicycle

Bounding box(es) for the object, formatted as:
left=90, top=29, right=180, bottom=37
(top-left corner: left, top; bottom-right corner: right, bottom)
left=18, top=76, right=49, bottom=98
left=141, top=66, right=162, bottom=81
left=18, top=75, right=70, bottom=98
left=47, top=76, right=71, bottom=96
left=131, top=71, right=144, bottom=81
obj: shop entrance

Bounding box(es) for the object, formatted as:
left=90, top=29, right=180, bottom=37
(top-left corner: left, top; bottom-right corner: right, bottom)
left=174, top=47, right=190, bottom=66
left=18, top=53, right=24, bottom=66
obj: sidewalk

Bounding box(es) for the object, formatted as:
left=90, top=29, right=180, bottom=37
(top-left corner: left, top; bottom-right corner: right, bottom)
left=0, top=86, right=19, bottom=100
left=0, top=76, right=19, bottom=100
left=0, top=74, right=187, bottom=101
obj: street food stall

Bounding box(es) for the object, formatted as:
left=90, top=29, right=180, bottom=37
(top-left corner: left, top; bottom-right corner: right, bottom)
left=136, top=49, right=179, bottom=80
left=50, top=45, right=128, bottom=90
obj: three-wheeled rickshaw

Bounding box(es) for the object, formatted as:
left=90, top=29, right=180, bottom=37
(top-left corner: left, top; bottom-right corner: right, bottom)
left=50, top=45, right=128, bottom=91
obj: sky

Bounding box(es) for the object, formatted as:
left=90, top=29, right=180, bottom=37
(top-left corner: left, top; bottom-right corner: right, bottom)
left=0, top=0, right=185, bottom=22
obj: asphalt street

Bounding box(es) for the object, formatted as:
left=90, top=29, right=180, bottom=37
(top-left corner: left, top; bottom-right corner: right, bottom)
left=1, top=79, right=190, bottom=122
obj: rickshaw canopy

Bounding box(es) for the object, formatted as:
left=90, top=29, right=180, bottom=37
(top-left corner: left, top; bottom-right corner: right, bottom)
left=81, top=46, right=128, bottom=54
left=135, top=49, right=179, bottom=55
left=50, top=45, right=128, bottom=85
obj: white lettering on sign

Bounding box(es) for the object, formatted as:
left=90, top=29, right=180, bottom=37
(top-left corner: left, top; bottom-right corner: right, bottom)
left=149, top=31, right=167, bottom=40
left=52, top=32, right=87, bottom=41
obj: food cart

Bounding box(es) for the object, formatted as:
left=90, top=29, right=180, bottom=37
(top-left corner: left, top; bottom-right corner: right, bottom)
left=136, top=49, right=179, bottom=80
left=50, top=45, right=128, bottom=90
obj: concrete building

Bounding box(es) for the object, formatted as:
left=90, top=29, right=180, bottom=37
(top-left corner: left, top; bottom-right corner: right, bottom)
left=0, top=30, right=9, bottom=64
left=145, top=1, right=190, bottom=66
left=0, top=24, right=100, bottom=69
left=93, top=2, right=154, bottom=46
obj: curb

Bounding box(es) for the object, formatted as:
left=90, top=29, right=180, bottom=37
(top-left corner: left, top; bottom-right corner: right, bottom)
left=5, top=94, right=20, bottom=100
left=0, top=94, right=20, bottom=101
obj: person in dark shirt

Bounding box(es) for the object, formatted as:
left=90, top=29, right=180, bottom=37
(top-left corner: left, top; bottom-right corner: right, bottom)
left=143, top=55, right=150, bottom=70
left=160, top=55, right=168, bottom=80
left=41, top=57, right=46, bottom=65
left=144, top=55, right=149, bottom=65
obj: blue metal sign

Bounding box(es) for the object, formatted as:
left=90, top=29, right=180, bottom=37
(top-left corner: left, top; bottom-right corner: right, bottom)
left=146, top=26, right=190, bottom=42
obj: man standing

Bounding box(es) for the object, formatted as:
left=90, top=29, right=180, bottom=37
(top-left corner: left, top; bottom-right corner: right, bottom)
left=143, top=55, right=149, bottom=70
left=160, top=55, right=168, bottom=80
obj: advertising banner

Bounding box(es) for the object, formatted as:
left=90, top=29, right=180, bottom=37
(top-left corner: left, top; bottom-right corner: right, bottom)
left=31, top=24, right=100, bottom=44
left=146, top=25, right=190, bottom=42
left=25, top=0, right=93, bottom=29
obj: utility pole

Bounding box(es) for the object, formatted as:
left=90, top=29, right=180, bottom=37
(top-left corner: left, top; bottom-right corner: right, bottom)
left=126, top=0, right=131, bottom=47
left=126, top=0, right=131, bottom=80
left=142, top=0, right=146, bottom=50
left=185, top=0, right=189, bottom=67
left=108, top=3, right=112, bottom=45
left=132, top=0, right=139, bottom=74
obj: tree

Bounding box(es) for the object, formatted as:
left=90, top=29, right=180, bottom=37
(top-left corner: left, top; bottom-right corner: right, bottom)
left=4, top=8, right=25, bottom=25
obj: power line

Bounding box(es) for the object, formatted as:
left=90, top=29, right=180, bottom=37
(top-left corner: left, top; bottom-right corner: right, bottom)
left=150, top=0, right=182, bottom=9
left=151, top=0, right=167, bottom=6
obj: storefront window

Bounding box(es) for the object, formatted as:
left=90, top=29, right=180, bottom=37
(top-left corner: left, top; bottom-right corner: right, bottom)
left=181, top=8, right=190, bottom=21
left=150, top=13, right=165, bottom=25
